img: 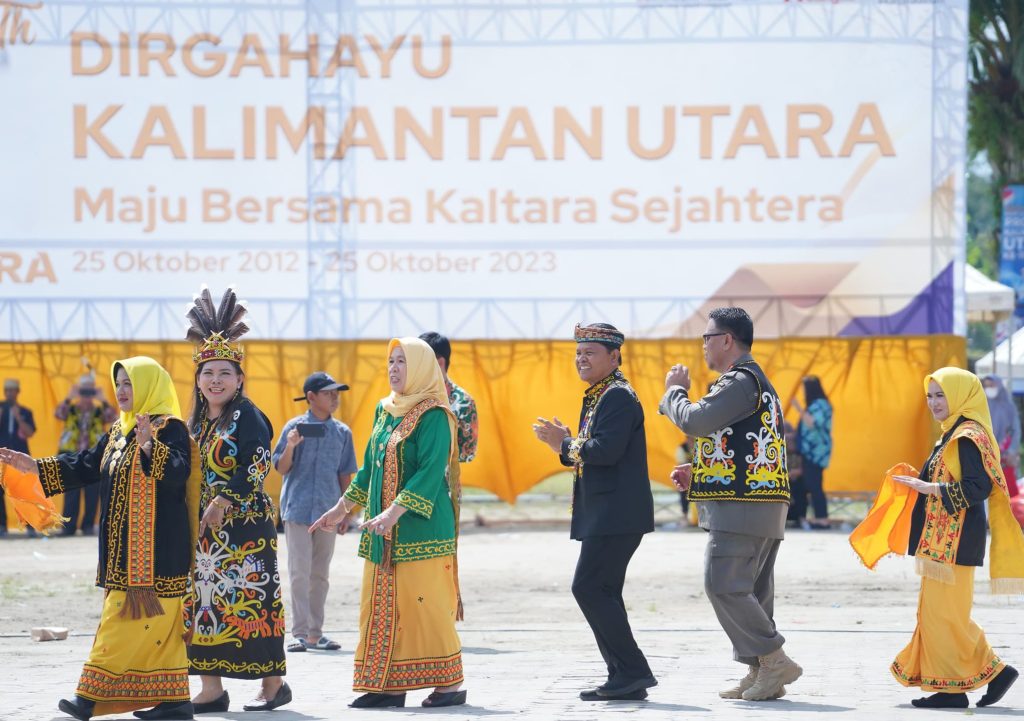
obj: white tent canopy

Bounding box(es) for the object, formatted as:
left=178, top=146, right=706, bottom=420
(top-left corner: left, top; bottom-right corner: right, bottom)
left=975, top=326, right=1024, bottom=392
left=969, top=267, right=1018, bottom=391
left=966, top=264, right=1015, bottom=320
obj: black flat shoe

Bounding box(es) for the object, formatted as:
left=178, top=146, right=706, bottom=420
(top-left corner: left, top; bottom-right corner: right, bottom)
left=580, top=688, right=648, bottom=701
left=192, top=691, right=229, bottom=714
left=133, top=701, right=194, bottom=720
left=421, top=690, right=467, bottom=707
left=349, top=692, right=406, bottom=708
left=979, top=665, right=1019, bottom=707
left=597, top=676, right=658, bottom=696
left=58, top=696, right=95, bottom=721
left=243, top=682, right=292, bottom=712
left=911, top=692, right=968, bottom=709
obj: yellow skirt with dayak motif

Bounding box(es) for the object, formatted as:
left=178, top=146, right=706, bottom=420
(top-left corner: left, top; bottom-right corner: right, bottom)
left=353, top=556, right=464, bottom=693
left=891, top=565, right=1005, bottom=693
left=77, top=590, right=190, bottom=716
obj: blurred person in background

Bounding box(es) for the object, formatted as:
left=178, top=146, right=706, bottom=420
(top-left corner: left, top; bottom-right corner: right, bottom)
left=982, top=374, right=1020, bottom=497
left=56, top=375, right=118, bottom=536
left=0, top=378, right=36, bottom=536
left=792, top=376, right=833, bottom=529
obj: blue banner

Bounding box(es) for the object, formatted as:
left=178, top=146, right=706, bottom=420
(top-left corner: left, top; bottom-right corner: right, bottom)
left=1000, top=185, right=1024, bottom=327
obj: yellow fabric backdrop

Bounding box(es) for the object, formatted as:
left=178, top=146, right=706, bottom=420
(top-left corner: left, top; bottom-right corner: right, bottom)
left=0, top=336, right=965, bottom=528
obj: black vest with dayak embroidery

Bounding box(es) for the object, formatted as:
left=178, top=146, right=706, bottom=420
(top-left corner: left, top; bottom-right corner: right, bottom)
left=688, top=359, right=791, bottom=503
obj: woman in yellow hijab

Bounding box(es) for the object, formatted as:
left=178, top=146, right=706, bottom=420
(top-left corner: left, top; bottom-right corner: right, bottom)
left=0, top=356, right=200, bottom=721
left=311, top=337, right=466, bottom=709
left=852, top=367, right=1023, bottom=709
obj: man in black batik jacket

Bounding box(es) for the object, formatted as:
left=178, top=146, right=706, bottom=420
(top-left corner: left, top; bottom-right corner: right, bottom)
left=534, top=322, right=656, bottom=702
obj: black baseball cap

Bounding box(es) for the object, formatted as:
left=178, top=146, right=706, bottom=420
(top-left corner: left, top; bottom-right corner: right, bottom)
left=294, top=372, right=349, bottom=401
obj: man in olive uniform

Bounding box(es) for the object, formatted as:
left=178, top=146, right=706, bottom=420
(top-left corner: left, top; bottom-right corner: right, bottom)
left=661, top=307, right=802, bottom=702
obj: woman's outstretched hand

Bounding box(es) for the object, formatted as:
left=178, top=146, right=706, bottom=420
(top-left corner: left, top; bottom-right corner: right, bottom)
left=892, top=475, right=939, bottom=495
left=0, top=447, right=37, bottom=475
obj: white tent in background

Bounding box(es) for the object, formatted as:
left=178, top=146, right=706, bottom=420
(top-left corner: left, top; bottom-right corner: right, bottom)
left=966, top=265, right=1015, bottom=321
left=975, top=326, right=1024, bottom=393
left=968, top=265, right=1019, bottom=391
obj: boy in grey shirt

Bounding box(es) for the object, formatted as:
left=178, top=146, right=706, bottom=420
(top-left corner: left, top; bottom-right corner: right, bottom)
left=273, top=372, right=358, bottom=652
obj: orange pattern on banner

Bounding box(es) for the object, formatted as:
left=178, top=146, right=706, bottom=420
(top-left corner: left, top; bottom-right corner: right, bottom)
left=0, top=336, right=964, bottom=525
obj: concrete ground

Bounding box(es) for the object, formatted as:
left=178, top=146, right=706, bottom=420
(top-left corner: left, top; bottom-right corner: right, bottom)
left=1, top=525, right=1022, bottom=720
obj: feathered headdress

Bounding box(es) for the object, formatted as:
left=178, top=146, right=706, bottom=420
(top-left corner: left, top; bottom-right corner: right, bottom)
left=186, top=286, right=249, bottom=366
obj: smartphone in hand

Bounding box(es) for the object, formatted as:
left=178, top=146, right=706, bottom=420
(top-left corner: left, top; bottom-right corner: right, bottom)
left=297, top=423, right=326, bottom=438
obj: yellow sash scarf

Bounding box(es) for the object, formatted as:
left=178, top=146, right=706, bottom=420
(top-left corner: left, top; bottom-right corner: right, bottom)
left=851, top=422, right=1024, bottom=594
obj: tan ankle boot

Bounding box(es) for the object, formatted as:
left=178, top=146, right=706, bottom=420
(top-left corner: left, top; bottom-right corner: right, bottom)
left=741, top=648, right=802, bottom=701
left=719, top=665, right=759, bottom=699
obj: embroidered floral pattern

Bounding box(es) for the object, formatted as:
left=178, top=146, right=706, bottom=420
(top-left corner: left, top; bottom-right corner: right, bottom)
left=392, top=538, right=457, bottom=561
left=345, top=484, right=369, bottom=508
left=395, top=489, right=434, bottom=518
left=127, top=447, right=156, bottom=588
left=78, top=665, right=190, bottom=703
left=745, top=392, right=789, bottom=492
left=37, top=455, right=65, bottom=496
left=353, top=560, right=398, bottom=691
left=692, top=428, right=736, bottom=486
left=355, top=652, right=464, bottom=692
left=690, top=362, right=790, bottom=502
left=891, top=656, right=1003, bottom=691
left=189, top=529, right=285, bottom=649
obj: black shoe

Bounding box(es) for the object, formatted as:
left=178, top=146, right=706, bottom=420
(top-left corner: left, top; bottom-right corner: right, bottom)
left=133, top=701, right=194, bottom=719
left=421, top=690, right=467, bottom=707
left=911, top=693, right=968, bottom=709
left=580, top=688, right=648, bottom=701
left=58, top=696, right=95, bottom=721
left=191, top=691, right=229, bottom=714
left=349, top=693, right=406, bottom=708
left=979, top=665, right=1019, bottom=707
left=597, top=676, right=658, bottom=697
left=243, top=682, right=292, bottom=712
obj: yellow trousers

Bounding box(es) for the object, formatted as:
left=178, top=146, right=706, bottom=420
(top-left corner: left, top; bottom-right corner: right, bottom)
left=891, top=565, right=1004, bottom=692
left=353, top=556, right=464, bottom=692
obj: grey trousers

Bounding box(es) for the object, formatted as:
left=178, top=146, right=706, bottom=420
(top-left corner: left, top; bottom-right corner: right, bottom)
left=704, top=530, right=785, bottom=665
left=284, top=521, right=337, bottom=639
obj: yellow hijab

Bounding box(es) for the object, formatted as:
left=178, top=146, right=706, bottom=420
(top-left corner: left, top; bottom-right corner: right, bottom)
left=381, top=338, right=451, bottom=419
left=926, top=367, right=999, bottom=454
left=113, top=356, right=182, bottom=432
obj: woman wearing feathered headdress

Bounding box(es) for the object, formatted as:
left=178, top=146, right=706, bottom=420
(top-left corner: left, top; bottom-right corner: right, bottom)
left=183, top=287, right=290, bottom=714
left=0, top=357, right=199, bottom=721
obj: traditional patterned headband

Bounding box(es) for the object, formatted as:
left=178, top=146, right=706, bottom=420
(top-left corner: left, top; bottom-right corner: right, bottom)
left=574, top=322, right=625, bottom=348
left=192, top=331, right=245, bottom=365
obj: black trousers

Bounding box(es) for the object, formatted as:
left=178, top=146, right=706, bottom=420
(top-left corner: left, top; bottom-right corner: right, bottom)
left=62, top=485, right=100, bottom=533
left=572, top=533, right=652, bottom=682
left=802, top=461, right=829, bottom=519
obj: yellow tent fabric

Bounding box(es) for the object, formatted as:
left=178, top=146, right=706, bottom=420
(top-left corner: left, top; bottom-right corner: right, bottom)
left=0, top=336, right=965, bottom=527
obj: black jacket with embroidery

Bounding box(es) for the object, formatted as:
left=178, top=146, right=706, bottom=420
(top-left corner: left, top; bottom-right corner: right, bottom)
left=38, top=417, right=193, bottom=596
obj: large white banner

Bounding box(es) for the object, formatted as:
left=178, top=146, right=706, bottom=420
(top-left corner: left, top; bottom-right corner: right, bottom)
left=0, top=0, right=967, bottom=340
